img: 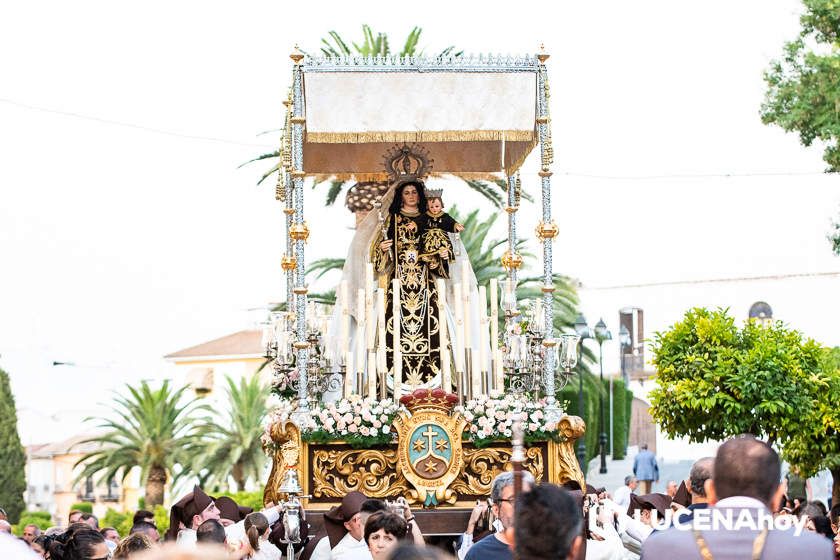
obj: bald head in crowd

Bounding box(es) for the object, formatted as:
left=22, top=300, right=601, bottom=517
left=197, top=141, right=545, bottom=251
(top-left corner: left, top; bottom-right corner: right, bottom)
left=708, top=435, right=782, bottom=507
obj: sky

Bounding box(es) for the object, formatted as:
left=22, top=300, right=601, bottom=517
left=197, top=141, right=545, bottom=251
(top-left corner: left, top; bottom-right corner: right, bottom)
left=1, top=0, right=839, bottom=445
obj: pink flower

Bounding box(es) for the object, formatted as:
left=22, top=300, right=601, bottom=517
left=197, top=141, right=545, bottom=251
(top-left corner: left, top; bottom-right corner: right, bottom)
left=372, top=420, right=382, bottom=428
left=360, top=426, right=370, bottom=436
left=348, top=424, right=359, bottom=433
left=529, top=422, right=539, bottom=432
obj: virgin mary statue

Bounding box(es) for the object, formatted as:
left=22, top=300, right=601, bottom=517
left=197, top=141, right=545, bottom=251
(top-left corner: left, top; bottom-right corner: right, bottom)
left=328, top=174, right=482, bottom=398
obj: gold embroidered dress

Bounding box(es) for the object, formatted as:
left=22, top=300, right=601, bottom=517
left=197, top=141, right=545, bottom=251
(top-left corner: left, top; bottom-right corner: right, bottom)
left=371, top=209, right=450, bottom=388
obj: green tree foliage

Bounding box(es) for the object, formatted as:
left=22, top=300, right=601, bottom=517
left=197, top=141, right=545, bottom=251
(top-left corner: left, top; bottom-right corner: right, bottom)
left=13, top=511, right=52, bottom=536
left=0, top=368, right=26, bottom=524
left=558, top=374, right=633, bottom=468
left=70, top=502, right=93, bottom=514
left=190, top=375, right=269, bottom=492
left=761, top=0, right=840, bottom=253
left=650, top=308, right=824, bottom=443
left=650, top=307, right=840, bottom=502
left=102, top=508, right=133, bottom=537
left=213, top=490, right=265, bottom=512
left=762, top=0, right=840, bottom=170
left=76, top=380, right=207, bottom=507
left=153, top=505, right=169, bottom=535
left=782, top=347, right=840, bottom=503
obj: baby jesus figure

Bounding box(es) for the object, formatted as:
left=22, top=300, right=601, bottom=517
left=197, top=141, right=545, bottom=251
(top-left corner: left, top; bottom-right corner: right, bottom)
left=420, top=189, right=464, bottom=278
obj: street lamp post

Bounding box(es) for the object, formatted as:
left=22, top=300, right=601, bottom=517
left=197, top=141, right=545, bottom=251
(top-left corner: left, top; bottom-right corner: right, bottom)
left=593, top=319, right=612, bottom=474
left=618, top=324, right=632, bottom=452
left=573, top=314, right=592, bottom=470
left=619, top=325, right=631, bottom=386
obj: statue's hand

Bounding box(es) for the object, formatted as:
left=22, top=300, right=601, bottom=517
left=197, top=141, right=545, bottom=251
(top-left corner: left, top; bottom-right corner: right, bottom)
left=439, top=248, right=449, bottom=260
left=455, top=223, right=464, bottom=232
left=379, top=240, right=393, bottom=252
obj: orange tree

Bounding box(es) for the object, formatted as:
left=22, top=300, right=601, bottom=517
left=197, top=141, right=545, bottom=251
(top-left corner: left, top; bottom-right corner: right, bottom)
left=649, top=307, right=839, bottom=501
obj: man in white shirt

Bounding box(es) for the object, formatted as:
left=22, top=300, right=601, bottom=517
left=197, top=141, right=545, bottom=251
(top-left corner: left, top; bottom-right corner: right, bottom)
left=613, top=475, right=637, bottom=509
left=168, top=485, right=280, bottom=547
left=307, top=491, right=370, bottom=560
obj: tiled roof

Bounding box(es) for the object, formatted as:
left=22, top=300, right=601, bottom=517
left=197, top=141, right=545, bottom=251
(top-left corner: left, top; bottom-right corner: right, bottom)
left=164, top=329, right=263, bottom=360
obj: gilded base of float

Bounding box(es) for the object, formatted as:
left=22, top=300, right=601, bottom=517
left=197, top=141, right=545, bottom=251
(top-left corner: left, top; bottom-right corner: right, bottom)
left=264, top=415, right=586, bottom=508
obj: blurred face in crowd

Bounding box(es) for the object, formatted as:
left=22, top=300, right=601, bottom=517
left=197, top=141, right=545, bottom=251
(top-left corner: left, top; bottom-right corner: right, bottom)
left=22, top=525, right=39, bottom=543
left=367, top=528, right=399, bottom=560
left=102, top=528, right=120, bottom=544
left=833, top=532, right=840, bottom=556
left=192, top=502, right=220, bottom=529
left=628, top=477, right=638, bottom=491
left=143, top=526, right=161, bottom=544
left=69, top=511, right=83, bottom=524
left=344, top=512, right=365, bottom=541
left=492, top=482, right=532, bottom=530
left=30, top=541, right=46, bottom=557
left=88, top=541, right=110, bottom=560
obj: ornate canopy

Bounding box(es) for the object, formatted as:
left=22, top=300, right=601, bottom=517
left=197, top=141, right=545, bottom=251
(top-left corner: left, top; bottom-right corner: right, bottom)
left=294, top=54, right=544, bottom=181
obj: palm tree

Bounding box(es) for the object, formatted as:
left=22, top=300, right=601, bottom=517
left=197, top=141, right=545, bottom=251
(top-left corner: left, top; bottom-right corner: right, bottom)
left=75, top=380, right=206, bottom=508
left=190, top=375, right=269, bottom=492
left=241, top=25, right=514, bottom=217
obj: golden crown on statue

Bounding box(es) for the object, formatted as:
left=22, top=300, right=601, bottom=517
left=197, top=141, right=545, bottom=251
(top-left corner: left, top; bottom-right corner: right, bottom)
left=382, top=143, right=433, bottom=183
left=399, top=388, right=459, bottom=414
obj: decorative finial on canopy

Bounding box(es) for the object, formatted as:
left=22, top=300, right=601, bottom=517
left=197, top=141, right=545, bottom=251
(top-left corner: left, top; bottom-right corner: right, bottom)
left=537, top=43, right=550, bottom=63
left=290, top=45, right=304, bottom=64
left=382, top=143, right=434, bottom=183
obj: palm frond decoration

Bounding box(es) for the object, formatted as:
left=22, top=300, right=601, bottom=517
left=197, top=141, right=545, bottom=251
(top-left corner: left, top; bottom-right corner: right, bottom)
left=307, top=258, right=346, bottom=280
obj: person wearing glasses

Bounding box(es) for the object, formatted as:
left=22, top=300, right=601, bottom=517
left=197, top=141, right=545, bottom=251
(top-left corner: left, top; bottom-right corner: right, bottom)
left=462, top=471, right=535, bottom=560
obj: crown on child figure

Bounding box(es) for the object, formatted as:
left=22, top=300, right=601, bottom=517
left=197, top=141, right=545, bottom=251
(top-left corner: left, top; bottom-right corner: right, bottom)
left=425, top=188, right=443, bottom=199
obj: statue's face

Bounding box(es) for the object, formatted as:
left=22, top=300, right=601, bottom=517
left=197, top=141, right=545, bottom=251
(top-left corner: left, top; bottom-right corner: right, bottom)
left=428, top=198, right=443, bottom=213
left=401, top=185, right=419, bottom=207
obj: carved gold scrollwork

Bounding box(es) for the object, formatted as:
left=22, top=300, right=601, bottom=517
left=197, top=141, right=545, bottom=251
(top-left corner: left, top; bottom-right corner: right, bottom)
left=311, top=449, right=410, bottom=498
left=450, top=446, right=544, bottom=496
left=263, top=421, right=302, bottom=507
left=550, top=415, right=586, bottom=491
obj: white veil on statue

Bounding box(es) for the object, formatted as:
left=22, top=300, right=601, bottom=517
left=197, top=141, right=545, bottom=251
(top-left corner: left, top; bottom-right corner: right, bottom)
left=323, top=180, right=484, bottom=401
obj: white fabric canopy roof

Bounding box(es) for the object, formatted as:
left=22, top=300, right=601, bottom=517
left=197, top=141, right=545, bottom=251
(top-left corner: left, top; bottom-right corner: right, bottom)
left=301, top=70, right=538, bottom=180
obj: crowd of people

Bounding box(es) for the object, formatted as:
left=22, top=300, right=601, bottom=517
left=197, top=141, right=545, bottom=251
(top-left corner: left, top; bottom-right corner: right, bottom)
left=1, top=434, right=838, bottom=559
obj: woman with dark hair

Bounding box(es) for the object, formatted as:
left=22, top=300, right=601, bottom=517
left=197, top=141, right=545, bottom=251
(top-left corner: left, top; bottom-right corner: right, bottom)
left=31, top=535, right=50, bottom=558
left=372, top=180, right=456, bottom=387
left=49, top=528, right=108, bottom=560
left=363, top=512, right=408, bottom=560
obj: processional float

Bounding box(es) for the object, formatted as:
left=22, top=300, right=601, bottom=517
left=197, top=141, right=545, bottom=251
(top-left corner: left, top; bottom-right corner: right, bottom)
left=262, top=46, right=587, bottom=528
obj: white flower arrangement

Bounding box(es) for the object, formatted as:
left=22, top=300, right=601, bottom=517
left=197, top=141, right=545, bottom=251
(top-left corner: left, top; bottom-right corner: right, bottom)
left=454, top=392, right=561, bottom=446
left=262, top=392, right=563, bottom=452
left=262, top=395, right=401, bottom=450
